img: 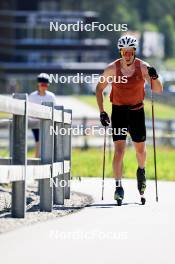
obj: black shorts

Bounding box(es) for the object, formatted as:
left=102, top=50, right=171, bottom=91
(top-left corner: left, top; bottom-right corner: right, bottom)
left=111, top=105, right=146, bottom=142
left=32, top=129, right=39, bottom=142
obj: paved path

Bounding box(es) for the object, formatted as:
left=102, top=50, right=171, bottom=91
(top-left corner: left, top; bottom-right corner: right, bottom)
left=55, top=96, right=99, bottom=118
left=0, top=178, right=175, bottom=264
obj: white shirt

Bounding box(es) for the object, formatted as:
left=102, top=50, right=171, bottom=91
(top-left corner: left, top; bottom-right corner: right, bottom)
left=28, top=90, right=56, bottom=105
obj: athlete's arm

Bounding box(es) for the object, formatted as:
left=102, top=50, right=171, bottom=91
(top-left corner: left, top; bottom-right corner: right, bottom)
left=96, top=63, right=115, bottom=112
left=141, top=62, right=163, bottom=94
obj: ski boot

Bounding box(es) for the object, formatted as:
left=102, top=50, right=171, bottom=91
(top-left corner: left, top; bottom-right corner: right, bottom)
left=137, top=168, right=146, bottom=205
left=114, top=186, right=124, bottom=206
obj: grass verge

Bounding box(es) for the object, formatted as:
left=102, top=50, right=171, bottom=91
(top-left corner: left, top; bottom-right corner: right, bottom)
left=72, top=146, right=175, bottom=181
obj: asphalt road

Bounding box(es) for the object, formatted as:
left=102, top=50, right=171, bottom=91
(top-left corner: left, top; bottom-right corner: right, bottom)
left=55, top=96, right=99, bottom=118
left=0, top=178, right=175, bottom=264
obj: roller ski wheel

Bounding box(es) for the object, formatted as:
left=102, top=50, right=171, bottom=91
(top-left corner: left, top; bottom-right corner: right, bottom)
left=114, top=186, right=124, bottom=206
left=117, top=199, right=122, bottom=206
left=141, top=196, right=146, bottom=205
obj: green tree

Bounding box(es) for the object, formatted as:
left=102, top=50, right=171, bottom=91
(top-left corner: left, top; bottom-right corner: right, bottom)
left=159, top=15, right=175, bottom=58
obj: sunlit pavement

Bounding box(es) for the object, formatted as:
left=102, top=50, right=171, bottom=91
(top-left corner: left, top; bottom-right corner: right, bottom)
left=55, top=96, right=99, bottom=118
left=0, top=178, right=175, bottom=264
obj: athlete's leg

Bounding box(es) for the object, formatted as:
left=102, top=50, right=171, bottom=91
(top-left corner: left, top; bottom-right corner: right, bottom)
left=113, top=140, right=126, bottom=180
left=134, top=141, right=146, bottom=203
left=111, top=105, right=128, bottom=203
left=133, top=141, right=146, bottom=169
left=129, top=108, right=147, bottom=203
left=113, top=140, right=126, bottom=204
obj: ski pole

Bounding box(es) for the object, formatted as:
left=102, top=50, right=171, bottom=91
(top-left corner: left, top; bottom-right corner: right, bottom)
left=102, top=126, right=107, bottom=200
left=150, top=78, right=158, bottom=202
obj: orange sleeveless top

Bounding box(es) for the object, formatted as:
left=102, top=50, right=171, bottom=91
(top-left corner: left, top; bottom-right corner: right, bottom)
left=110, top=58, right=145, bottom=106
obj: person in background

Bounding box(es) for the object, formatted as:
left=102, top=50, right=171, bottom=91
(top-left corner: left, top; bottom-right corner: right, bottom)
left=29, top=73, right=56, bottom=158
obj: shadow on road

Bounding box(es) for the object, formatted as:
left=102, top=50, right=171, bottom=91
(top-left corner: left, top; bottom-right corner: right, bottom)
left=86, top=202, right=141, bottom=208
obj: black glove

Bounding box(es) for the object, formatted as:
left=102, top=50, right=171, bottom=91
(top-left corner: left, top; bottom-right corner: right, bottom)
left=147, top=66, right=158, bottom=80
left=100, top=111, right=110, bottom=126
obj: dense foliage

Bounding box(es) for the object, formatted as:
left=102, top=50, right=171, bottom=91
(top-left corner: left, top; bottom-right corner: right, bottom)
left=61, top=0, right=175, bottom=59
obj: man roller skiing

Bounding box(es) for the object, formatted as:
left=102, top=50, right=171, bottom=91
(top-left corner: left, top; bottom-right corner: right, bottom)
left=96, top=35, right=163, bottom=206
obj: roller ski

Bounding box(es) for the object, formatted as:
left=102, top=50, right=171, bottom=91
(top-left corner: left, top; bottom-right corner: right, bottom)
left=114, top=186, right=124, bottom=206
left=137, top=168, right=146, bottom=205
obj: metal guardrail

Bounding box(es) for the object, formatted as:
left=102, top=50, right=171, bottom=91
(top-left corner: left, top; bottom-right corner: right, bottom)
left=0, top=94, right=72, bottom=218
left=0, top=116, right=175, bottom=149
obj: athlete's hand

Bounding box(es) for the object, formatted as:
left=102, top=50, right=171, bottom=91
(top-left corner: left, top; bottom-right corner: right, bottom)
left=147, top=66, right=158, bottom=80
left=100, top=111, right=110, bottom=126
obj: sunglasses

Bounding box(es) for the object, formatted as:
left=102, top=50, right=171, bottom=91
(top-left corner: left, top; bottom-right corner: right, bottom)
left=39, top=83, right=48, bottom=87
left=121, top=50, right=135, bottom=57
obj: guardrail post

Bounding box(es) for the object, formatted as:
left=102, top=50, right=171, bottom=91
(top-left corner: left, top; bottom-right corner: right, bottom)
left=40, top=102, right=54, bottom=212
left=64, top=109, right=72, bottom=199
left=9, top=120, right=13, bottom=160
left=53, top=105, right=64, bottom=205
left=12, top=93, right=28, bottom=218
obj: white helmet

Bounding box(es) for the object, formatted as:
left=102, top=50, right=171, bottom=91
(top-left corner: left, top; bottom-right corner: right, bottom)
left=117, top=35, right=138, bottom=49
left=37, top=73, right=50, bottom=83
